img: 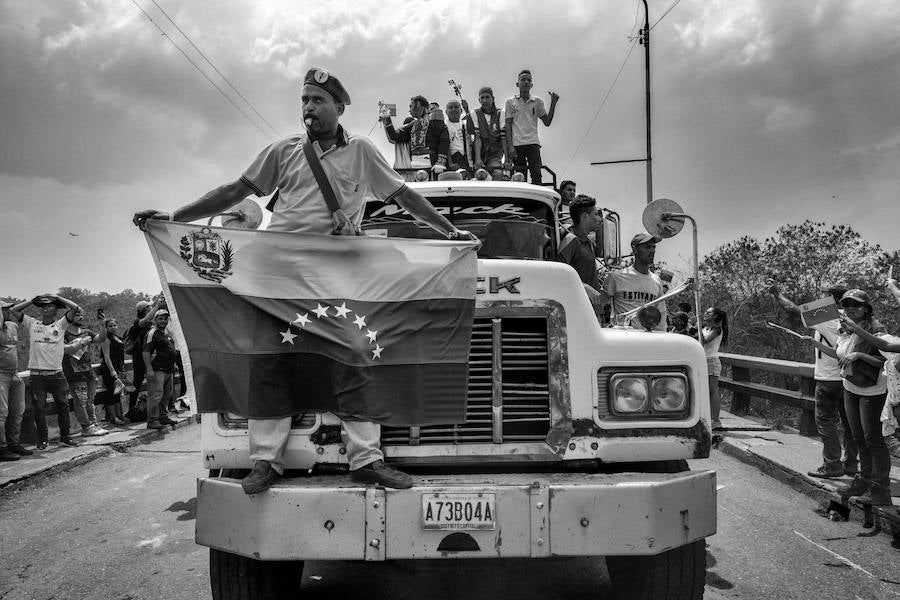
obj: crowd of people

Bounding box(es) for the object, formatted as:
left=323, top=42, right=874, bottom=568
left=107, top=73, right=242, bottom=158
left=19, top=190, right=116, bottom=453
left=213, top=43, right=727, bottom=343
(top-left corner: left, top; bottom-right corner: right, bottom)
left=380, top=68, right=558, bottom=184
left=0, top=294, right=189, bottom=460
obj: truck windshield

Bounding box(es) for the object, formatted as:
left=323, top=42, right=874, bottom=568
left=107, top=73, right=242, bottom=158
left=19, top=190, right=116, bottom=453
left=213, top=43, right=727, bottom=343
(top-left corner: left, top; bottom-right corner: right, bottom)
left=362, top=196, right=556, bottom=260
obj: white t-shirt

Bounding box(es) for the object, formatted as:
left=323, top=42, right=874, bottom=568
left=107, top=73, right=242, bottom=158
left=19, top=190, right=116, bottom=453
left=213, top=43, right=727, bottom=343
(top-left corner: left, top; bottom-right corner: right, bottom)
left=24, top=314, right=70, bottom=371
left=446, top=120, right=465, bottom=156
left=604, top=266, right=668, bottom=331
left=835, top=333, right=887, bottom=396
left=811, top=319, right=841, bottom=381
left=702, top=327, right=723, bottom=359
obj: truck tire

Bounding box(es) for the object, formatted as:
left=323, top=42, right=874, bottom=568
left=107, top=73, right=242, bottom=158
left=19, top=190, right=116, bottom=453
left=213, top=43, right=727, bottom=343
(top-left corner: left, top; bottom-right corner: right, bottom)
left=605, top=539, right=706, bottom=600
left=207, top=469, right=304, bottom=599
left=209, top=548, right=304, bottom=600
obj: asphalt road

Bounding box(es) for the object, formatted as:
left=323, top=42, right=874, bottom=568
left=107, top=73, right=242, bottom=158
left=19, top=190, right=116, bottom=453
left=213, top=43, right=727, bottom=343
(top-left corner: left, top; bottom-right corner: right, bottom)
left=0, top=426, right=898, bottom=600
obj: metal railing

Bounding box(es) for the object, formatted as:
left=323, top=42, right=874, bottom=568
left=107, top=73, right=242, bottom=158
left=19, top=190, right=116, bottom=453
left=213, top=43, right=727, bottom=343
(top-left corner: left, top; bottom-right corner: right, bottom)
left=718, top=352, right=817, bottom=436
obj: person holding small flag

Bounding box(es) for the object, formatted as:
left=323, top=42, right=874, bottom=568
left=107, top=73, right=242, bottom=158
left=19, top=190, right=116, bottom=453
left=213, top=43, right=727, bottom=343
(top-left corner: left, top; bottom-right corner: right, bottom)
left=134, top=67, right=476, bottom=495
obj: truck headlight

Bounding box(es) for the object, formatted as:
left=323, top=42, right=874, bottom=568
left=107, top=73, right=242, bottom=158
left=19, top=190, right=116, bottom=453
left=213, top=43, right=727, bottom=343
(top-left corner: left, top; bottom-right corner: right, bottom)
left=604, top=371, right=690, bottom=418
left=651, top=376, right=687, bottom=412
left=611, top=376, right=649, bottom=413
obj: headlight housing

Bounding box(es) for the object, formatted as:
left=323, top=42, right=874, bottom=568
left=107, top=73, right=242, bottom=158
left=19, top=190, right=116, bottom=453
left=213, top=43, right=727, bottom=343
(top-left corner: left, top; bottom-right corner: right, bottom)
left=607, top=371, right=690, bottom=418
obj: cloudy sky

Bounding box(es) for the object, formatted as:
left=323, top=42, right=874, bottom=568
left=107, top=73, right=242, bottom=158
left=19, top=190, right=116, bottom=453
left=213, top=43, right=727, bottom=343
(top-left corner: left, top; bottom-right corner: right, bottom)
left=1, top=0, right=898, bottom=297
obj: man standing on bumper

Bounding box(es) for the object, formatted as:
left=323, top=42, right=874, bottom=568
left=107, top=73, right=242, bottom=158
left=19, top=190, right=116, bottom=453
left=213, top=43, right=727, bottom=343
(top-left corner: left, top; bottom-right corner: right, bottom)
left=134, top=68, right=476, bottom=494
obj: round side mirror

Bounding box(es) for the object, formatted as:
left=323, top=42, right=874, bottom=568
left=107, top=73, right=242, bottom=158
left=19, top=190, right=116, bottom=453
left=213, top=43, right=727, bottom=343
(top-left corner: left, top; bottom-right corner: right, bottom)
left=636, top=305, right=662, bottom=331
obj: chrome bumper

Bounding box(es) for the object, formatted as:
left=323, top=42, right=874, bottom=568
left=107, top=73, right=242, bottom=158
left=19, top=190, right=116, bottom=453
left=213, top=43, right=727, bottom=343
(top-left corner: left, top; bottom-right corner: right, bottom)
left=196, top=470, right=716, bottom=560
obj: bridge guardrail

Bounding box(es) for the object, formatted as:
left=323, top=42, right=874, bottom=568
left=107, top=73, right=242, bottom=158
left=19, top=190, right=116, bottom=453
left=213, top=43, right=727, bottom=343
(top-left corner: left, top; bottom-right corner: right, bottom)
left=718, top=352, right=817, bottom=436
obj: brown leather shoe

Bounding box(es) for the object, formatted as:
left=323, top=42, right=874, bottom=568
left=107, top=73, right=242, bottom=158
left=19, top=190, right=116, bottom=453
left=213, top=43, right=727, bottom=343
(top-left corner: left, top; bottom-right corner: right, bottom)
left=241, top=460, right=281, bottom=495
left=351, top=460, right=413, bottom=489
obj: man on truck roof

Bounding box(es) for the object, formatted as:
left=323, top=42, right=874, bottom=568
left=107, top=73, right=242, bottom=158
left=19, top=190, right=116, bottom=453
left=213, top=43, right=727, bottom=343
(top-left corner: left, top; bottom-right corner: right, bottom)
left=133, top=67, right=476, bottom=495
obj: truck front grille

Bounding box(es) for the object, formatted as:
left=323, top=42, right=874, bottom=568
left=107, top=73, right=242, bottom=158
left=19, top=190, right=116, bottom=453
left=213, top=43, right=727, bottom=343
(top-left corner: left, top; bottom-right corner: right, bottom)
left=382, top=316, right=551, bottom=445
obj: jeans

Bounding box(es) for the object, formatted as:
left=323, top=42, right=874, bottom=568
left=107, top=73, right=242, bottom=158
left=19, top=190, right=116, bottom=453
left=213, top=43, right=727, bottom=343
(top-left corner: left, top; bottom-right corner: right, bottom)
left=815, top=380, right=858, bottom=471
left=146, top=371, right=173, bottom=424
left=67, top=375, right=98, bottom=428
left=30, top=372, right=71, bottom=441
left=249, top=417, right=382, bottom=474
left=130, top=358, right=146, bottom=408
left=0, top=372, right=25, bottom=448
left=843, top=389, right=890, bottom=489
left=513, top=144, right=543, bottom=184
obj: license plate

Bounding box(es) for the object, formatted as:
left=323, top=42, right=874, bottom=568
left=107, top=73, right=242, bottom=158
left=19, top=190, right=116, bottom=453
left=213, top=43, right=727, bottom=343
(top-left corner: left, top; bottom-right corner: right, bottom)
left=422, top=493, right=496, bottom=530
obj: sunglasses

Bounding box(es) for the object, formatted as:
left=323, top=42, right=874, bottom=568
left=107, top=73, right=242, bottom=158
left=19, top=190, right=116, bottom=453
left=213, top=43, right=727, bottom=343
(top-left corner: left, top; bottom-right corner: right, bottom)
left=840, top=301, right=864, bottom=308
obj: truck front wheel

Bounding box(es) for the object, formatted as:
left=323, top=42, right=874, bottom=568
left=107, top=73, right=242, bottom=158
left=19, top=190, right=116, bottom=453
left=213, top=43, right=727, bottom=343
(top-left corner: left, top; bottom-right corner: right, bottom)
left=605, top=539, right=706, bottom=600
left=209, top=548, right=304, bottom=600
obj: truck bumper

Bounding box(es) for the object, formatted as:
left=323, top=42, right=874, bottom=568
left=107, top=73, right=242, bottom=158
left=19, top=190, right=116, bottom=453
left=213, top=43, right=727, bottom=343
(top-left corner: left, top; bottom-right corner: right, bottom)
left=196, top=470, right=716, bottom=561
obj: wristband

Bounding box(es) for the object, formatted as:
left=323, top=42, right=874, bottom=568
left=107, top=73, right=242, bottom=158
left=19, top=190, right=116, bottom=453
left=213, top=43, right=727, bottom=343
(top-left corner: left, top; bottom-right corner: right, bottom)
left=157, top=211, right=173, bottom=221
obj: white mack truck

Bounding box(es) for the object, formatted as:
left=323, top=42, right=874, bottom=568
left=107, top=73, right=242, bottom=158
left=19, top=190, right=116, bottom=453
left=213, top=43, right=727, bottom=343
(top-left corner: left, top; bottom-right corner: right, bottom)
left=196, top=178, right=717, bottom=600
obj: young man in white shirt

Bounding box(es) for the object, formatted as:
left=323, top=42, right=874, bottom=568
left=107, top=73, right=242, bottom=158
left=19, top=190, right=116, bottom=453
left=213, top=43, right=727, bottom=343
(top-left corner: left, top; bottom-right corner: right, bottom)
left=10, top=295, right=83, bottom=449
left=603, top=233, right=667, bottom=331
left=769, top=282, right=859, bottom=478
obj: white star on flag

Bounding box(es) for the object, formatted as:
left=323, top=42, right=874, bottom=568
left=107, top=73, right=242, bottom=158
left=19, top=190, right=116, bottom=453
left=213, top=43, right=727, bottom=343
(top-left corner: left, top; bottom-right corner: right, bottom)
left=365, top=329, right=378, bottom=343
left=334, top=302, right=351, bottom=318
left=293, top=312, right=311, bottom=327
left=353, top=314, right=367, bottom=330
left=280, top=327, right=298, bottom=345
left=313, top=303, right=330, bottom=318
left=372, top=344, right=384, bottom=359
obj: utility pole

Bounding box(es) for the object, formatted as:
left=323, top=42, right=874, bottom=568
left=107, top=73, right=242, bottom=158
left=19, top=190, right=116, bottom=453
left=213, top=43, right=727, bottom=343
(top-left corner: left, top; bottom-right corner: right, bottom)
left=591, top=0, right=653, bottom=204
left=641, top=0, right=652, bottom=205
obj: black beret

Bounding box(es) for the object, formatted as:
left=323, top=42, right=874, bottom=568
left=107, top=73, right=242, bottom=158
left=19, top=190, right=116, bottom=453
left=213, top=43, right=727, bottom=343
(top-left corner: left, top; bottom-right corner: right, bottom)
left=303, top=68, right=351, bottom=105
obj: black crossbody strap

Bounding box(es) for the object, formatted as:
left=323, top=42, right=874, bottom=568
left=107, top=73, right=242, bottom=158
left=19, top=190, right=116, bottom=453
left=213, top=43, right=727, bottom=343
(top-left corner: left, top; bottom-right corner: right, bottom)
left=302, top=136, right=341, bottom=214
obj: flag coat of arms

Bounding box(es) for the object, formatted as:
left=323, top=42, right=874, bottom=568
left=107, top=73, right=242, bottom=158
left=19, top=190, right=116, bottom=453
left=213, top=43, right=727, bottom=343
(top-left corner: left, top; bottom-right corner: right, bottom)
left=144, top=221, right=477, bottom=426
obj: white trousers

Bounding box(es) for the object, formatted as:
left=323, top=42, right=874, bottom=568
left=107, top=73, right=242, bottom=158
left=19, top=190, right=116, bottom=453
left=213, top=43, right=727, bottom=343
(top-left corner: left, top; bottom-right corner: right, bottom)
left=248, top=417, right=383, bottom=473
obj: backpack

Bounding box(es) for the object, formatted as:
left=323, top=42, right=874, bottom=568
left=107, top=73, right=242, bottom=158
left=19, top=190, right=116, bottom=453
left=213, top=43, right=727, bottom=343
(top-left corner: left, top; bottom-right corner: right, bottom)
left=123, top=324, right=139, bottom=356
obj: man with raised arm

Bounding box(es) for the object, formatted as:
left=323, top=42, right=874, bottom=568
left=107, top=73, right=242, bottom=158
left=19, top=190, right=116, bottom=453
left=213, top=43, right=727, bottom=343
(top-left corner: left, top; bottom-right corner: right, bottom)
left=504, top=69, right=559, bottom=185
left=768, top=281, right=859, bottom=478
left=134, top=68, right=476, bottom=495
left=9, top=294, right=83, bottom=448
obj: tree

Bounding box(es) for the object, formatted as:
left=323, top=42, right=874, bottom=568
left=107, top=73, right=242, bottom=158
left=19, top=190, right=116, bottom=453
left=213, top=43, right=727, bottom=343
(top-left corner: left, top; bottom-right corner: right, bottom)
left=699, top=221, right=898, bottom=362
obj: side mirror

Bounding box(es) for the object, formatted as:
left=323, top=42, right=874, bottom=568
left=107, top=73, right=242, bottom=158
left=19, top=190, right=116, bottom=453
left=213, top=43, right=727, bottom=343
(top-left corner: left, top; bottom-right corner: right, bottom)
left=636, top=305, right=662, bottom=331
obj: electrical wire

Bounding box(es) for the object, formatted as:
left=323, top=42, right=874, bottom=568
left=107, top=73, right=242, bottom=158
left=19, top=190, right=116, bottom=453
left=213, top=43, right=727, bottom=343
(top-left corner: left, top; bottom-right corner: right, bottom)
left=559, top=38, right=639, bottom=178
left=147, top=0, right=282, bottom=139
left=650, top=0, right=682, bottom=30
left=129, top=0, right=274, bottom=140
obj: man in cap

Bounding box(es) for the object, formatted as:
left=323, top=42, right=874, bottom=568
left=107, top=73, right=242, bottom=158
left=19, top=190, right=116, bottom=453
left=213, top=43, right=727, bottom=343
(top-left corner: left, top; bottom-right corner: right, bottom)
left=0, top=301, right=34, bottom=459
left=602, top=233, right=668, bottom=331
left=142, top=308, right=179, bottom=430
left=8, top=294, right=83, bottom=448
left=769, top=281, right=859, bottom=478
left=134, top=67, right=477, bottom=494
left=127, top=296, right=164, bottom=412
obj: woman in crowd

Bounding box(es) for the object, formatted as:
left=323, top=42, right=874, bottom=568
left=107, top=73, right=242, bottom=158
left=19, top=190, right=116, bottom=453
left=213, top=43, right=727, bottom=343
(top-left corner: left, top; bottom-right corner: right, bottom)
left=698, top=307, right=728, bottom=430
left=805, top=289, right=891, bottom=506
left=96, top=318, right=129, bottom=426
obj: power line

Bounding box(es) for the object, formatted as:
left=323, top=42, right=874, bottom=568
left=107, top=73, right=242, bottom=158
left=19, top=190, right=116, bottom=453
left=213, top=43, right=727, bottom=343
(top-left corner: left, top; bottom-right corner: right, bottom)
left=650, top=0, right=682, bottom=30
left=129, top=0, right=274, bottom=140
left=559, top=38, right=639, bottom=178
left=147, top=0, right=282, bottom=139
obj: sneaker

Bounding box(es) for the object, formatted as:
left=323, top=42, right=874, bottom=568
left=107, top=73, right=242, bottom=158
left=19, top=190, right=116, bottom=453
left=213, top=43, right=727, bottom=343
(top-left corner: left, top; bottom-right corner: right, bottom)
left=159, top=416, right=180, bottom=426
left=350, top=460, right=413, bottom=489
left=36, top=441, right=48, bottom=451
left=7, top=445, right=34, bottom=456
left=146, top=422, right=165, bottom=430
left=838, top=476, right=870, bottom=498
left=843, top=465, right=858, bottom=477
left=114, top=418, right=131, bottom=426
left=0, top=449, right=21, bottom=461
left=241, top=460, right=281, bottom=495
left=83, top=423, right=109, bottom=436
left=807, top=465, right=844, bottom=479
left=853, top=485, right=893, bottom=507
left=59, top=438, right=81, bottom=447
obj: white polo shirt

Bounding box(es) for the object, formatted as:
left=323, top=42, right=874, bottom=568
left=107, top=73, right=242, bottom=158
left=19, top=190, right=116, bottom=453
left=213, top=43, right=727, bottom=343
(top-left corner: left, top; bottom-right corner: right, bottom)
left=241, top=127, right=407, bottom=235
left=504, top=95, right=547, bottom=146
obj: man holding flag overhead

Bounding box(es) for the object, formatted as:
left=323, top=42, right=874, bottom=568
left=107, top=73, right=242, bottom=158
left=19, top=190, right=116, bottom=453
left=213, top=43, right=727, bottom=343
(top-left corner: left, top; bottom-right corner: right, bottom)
left=134, top=67, right=477, bottom=494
